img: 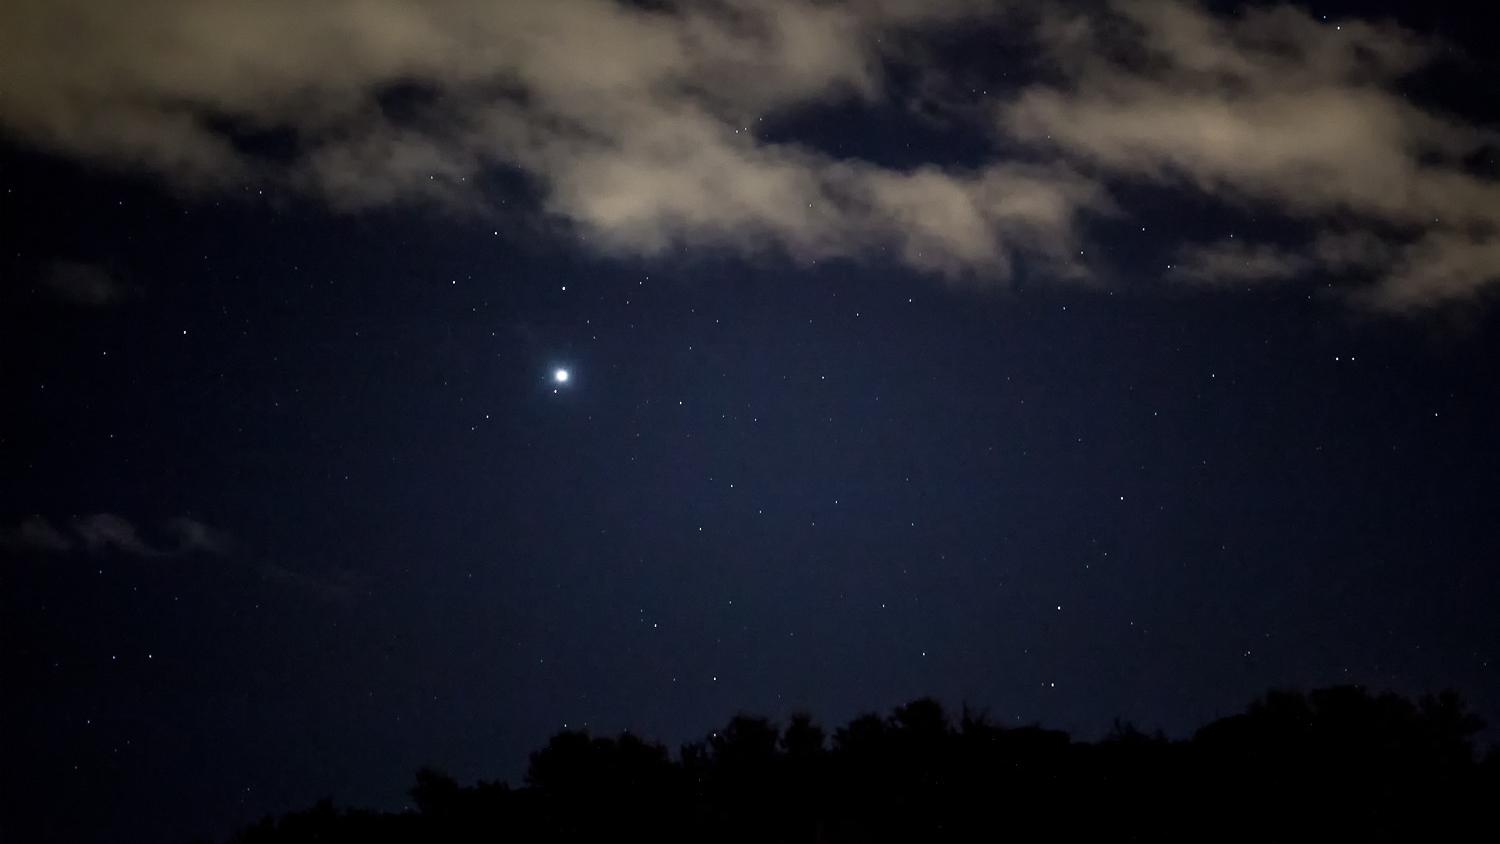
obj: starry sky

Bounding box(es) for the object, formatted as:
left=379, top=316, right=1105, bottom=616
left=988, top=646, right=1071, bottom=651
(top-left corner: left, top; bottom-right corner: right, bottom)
left=4, top=1, right=1500, bottom=841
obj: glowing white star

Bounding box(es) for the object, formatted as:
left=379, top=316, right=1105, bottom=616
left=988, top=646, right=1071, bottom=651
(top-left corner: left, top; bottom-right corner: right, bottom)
left=554, top=368, right=570, bottom=384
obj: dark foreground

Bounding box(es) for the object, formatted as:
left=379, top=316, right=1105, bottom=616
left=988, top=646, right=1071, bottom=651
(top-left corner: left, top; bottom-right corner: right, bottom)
left=235, top=686, right=1498, bottom=843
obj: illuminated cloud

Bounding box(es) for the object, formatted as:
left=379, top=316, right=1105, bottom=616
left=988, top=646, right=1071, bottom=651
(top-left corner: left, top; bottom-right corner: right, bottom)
left=2, top=0, right=1496, bottom=307
left=0, top=1, right=1077, bottom=282
left=1000, top=0, right=1500, bottom=309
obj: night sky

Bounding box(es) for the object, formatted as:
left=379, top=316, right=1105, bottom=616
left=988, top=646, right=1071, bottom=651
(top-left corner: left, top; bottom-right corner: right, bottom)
left=4, top=1, right=1500, bottom=841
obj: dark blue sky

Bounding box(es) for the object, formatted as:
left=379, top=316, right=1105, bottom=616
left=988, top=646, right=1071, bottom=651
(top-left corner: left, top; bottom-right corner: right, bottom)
left=4, top=2, right=1500, bottom=842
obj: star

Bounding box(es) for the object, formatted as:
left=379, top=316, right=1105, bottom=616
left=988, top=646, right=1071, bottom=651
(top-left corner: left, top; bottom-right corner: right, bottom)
left=553, top=368, right=570, bottom=384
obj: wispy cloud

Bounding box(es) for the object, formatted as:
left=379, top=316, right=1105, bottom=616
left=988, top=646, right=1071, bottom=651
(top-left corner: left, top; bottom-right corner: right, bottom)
left=72, top=513, right=163, bottom=556
left=259, top=562, right=369, bottom=605
left=164, top=516, right=234, bottom=556
left=1170, top=241, right=1311, bottom=287
left=2, top=513, right=362, bottom=601
left=40, top=261, right=130, bottom=307
left=2, top=513, right=228, bottom=557
left=1, top=515, right=77, bottom=554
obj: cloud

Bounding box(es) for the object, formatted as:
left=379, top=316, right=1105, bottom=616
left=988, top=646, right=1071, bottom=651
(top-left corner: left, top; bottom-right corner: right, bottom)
left=0, top=0, right=1097, bottom=284
left=999, top=0, right=1500, bottom=309
left=2, top=513, right=359, bottom=601
left=165, top=516, right=234, bottom=555
left=1, top=1, right=1496, bottom=308
left=1171, top=240, right=1311, bottom=286
left=73, top=513, right=162, bottom=556
left=1, top=516, right=77, bottom=554
left=0, top=513, right=230, bottom=557
left=40, top=261, right=129, bottom=307
left=259, top=562, right=369, bottom=604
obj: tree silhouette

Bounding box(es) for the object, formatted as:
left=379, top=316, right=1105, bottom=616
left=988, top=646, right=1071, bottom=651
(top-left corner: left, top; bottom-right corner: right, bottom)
left=230, top=685, right=1498, bottom=843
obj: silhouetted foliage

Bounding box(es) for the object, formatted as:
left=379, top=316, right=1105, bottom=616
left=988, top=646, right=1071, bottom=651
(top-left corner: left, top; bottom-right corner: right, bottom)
left=230, top=686, right=1498, bottom=843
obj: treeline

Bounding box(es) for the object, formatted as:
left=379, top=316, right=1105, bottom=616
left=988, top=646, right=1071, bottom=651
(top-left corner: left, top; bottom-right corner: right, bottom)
left=232, top=686, right=1498, bottom=843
